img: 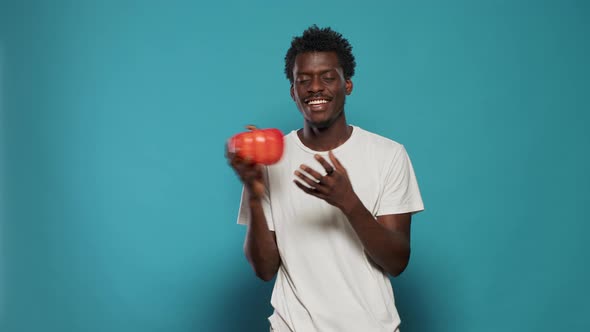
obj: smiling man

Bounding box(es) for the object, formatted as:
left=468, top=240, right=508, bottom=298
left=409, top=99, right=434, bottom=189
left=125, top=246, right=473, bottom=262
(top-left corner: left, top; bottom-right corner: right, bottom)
left=228, top=25, right=424, bottom=332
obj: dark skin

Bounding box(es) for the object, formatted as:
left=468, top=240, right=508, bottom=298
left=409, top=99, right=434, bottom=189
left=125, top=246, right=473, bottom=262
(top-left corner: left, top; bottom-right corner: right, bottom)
left=226, top=153, right=280, bottom=281
left=227, top=51, right=411, bottom=281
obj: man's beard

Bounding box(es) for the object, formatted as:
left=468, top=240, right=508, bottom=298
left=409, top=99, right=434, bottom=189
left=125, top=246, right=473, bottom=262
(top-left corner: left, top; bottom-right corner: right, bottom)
left=305, top=103, right=345, bottom=129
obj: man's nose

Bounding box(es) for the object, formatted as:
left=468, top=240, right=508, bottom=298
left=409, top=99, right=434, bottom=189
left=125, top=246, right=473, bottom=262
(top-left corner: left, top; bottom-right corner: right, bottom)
left=308, top=76, right=324, bottom=93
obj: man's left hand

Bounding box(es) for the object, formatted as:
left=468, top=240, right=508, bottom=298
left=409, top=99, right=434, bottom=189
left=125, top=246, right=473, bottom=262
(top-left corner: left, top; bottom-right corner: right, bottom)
left=293, top=151, right=360, bottom=213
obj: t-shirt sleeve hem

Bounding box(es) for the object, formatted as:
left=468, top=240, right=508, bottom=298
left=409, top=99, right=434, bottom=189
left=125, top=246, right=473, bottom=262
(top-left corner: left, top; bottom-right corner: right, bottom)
left=376, top=203, right=425, bottom=217
left=237, top=206, right=275, bottom=231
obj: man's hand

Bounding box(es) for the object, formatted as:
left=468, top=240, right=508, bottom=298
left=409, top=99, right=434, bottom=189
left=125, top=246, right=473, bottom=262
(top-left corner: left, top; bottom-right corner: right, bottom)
left=295, top=150, right=412, bottom=277
left=226, top=146, right=265, bottom=199
left=293, top=151, right=360, bottom=213
left=226, top=145, right=279, bottom=281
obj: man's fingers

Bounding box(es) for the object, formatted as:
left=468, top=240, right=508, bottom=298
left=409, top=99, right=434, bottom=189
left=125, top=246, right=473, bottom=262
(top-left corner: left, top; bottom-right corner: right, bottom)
left=314, top=154, right=335, bottom=175
left=299, top=164, right=323, bottom=181
left=293, top=179, right=314, bottom=193
left=230, top=155, right=263, bottom=182
left=328, top=151, right=344, bottom=171
left=231, top=156, right=247, bottom=170
left=294, top=170, right=324, bottom=191
left=243, top=155, right=254, bottom=165
left=293, top=180, right=326, bottom=199
left=225, top=144, right=236, bottom=161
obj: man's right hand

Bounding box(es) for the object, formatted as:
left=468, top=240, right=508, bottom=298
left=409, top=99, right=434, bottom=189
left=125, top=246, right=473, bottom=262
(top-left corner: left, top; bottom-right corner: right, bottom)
left=226, top=147, right=265, bottom=199
left=226, top=145, right=280, bottom=282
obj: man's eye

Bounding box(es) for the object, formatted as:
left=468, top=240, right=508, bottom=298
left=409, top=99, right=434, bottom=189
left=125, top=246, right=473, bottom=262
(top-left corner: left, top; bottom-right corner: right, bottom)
left=297, top=79, right=310, bottom=84
left=323, top=77, right=335, bottom=82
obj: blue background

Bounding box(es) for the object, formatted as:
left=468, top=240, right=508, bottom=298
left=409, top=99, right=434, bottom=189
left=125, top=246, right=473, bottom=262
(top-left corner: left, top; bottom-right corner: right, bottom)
left=1, top=0, right=589, bottom=331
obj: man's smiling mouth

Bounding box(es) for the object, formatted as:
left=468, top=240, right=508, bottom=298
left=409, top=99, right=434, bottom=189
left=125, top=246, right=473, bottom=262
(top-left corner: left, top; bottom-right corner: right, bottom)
left=308, top=99, right=328, bottom=105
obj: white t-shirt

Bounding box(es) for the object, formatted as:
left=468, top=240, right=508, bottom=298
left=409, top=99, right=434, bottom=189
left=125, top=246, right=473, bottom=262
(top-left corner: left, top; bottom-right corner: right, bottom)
left=237, top=126, right=424, bottom=332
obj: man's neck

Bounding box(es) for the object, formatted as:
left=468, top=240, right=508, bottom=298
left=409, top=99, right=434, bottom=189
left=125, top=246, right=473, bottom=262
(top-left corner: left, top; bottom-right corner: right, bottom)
left=298, top=115, right=353, bottom=152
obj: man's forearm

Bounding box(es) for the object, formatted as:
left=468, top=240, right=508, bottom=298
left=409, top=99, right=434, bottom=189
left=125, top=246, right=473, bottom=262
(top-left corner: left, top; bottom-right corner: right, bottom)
left=244, top=197, right=281, bottom=281
left=342, top=197, right=410, bottom=277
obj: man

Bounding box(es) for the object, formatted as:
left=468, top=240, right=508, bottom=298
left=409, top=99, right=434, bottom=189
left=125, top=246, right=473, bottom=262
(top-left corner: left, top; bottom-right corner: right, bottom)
left=227, top=25, right=424, bottom=332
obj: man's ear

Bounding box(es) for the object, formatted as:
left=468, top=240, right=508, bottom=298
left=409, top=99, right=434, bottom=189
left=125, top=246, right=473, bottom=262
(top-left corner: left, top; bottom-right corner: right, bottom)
left=290, top=84, right=295, bottom=101
left=345, top=79, right=353, bottom=95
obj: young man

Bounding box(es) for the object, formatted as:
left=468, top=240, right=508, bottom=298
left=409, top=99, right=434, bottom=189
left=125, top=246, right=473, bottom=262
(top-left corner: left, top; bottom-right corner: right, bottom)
left=228, top=25, right=424, bottom=332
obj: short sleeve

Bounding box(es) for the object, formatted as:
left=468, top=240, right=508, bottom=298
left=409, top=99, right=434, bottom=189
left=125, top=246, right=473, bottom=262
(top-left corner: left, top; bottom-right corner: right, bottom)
left=236, top=167, right=275, bottom=231
left=376, top=145, right=425, bottom=216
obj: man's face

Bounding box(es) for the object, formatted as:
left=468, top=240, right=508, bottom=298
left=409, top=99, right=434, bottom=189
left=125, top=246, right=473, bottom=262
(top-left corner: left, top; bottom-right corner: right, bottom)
left=290, top=52, right=353, bottom=128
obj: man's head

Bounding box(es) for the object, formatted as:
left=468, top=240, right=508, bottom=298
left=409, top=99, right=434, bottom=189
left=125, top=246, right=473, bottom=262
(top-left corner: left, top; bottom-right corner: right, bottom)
left=285, top=25, right=356, bottom=129
left=284, top=25, right=356, bottom=84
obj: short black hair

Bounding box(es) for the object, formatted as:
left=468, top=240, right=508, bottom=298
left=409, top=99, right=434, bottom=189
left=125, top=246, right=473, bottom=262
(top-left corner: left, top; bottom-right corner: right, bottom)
left=284, top=25, right=356, bottom=83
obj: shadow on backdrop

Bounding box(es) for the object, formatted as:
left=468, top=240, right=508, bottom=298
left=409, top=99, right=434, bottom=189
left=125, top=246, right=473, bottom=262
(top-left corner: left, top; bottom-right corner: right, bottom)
left=211, top=275, right=275, bottom=332
left=394, top=273, right=436, bottom=332
left=210, top=272, right=435, bottom=332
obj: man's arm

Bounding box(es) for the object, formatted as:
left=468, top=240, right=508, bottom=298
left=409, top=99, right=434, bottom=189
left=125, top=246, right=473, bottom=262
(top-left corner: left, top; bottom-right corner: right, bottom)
left=243, top=196, right=281, bottom=281
left=342, top=202, right=411, bottom=277
left=227, top=149, right=280, bottom=282
left=294, top=151, right=412, bottom=277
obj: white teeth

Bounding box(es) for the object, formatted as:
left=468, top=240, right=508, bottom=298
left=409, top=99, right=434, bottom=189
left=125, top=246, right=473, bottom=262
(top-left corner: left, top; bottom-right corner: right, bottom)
left=308, top=99, right=328, bottom=105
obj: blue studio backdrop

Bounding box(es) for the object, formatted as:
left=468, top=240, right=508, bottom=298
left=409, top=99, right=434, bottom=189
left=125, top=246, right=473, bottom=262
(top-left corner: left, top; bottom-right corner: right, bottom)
left=1, top=1, right=589, bottom=331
